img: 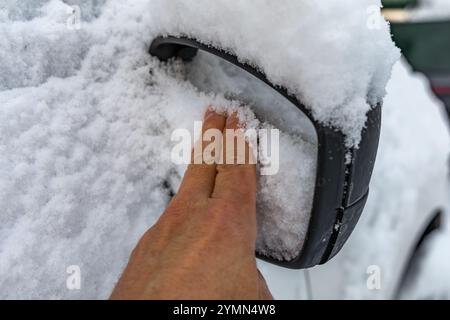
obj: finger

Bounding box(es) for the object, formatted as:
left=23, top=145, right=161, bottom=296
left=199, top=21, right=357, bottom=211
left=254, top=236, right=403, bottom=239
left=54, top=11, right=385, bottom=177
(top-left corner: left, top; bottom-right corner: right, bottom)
left=257, top=270, right=273, bottom=300
left=177, top=108, right=226, bottom=200
left=211, top=113, right=256, bottom=204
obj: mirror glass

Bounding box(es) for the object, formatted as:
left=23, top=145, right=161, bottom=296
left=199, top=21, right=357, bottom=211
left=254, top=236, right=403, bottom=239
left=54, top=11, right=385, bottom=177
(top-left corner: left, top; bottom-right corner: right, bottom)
left=184, top=50, right=318, bottom=261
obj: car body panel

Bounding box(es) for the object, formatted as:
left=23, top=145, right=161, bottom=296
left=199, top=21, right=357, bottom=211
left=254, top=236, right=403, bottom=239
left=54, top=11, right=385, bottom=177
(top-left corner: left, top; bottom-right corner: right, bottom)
left=260, top=60, right=450, bottom=299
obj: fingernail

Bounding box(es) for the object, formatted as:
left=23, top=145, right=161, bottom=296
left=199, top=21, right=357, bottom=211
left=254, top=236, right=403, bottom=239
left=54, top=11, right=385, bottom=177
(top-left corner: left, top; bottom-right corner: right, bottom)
left=204, top=107, right=216, bottom=120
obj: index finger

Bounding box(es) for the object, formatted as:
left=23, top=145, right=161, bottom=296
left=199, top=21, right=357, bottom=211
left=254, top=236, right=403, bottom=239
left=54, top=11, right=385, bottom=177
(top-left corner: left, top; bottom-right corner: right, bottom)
left=176, top=108, right=226, bottom=201
left=211, top=113, right=257, bottom=205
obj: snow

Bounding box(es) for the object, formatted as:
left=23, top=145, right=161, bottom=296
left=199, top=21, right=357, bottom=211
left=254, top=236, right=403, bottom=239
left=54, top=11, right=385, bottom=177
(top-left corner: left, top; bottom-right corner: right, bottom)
left=309, top=59, right=450, bottom=299
left=0, top=0, right=398, bottom=298
left=398, top=217, right=450, bottom=299
left=151, top=0, right=400, bottom=146
left=184, top=51, right=317, bottom=260
left=342, top=59, right=450, bottom=299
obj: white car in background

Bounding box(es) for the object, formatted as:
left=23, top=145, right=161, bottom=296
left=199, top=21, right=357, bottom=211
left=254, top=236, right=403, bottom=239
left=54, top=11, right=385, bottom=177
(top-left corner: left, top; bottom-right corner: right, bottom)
left=260, top=59, right=450, bottom=299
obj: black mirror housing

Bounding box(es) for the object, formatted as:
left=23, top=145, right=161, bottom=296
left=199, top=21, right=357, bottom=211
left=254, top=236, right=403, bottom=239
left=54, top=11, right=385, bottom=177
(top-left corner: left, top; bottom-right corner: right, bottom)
left=149, top=36, right=381, bottom=269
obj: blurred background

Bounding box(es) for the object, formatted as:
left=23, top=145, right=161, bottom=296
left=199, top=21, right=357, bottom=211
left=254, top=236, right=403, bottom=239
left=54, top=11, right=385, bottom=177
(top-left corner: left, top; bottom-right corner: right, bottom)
left=382, top=0, right=450, bottom=299
left=383, top=0, right=450, bottom=116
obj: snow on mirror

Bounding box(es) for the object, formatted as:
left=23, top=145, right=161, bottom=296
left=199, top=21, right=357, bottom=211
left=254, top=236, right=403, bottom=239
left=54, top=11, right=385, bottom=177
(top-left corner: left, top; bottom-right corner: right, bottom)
left=183, top=51, right=318, bottom=261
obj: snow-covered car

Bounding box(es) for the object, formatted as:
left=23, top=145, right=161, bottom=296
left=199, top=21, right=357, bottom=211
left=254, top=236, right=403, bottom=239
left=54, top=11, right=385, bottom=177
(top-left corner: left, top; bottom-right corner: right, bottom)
left=1, top=0, right=449, bottom=300
left=383, top=0, right=450, bottom=116
left=260, top=60, right=450, bottom=299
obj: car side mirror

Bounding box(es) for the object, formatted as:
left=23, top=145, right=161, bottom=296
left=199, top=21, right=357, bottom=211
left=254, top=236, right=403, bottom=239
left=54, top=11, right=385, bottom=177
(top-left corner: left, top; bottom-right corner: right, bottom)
left=149, top=36, right=381, bottom=269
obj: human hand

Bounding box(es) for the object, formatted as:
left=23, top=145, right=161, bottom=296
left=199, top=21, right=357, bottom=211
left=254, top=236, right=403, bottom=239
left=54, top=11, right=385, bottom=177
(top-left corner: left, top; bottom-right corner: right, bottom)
left=110, top=109, right=272, bottom=300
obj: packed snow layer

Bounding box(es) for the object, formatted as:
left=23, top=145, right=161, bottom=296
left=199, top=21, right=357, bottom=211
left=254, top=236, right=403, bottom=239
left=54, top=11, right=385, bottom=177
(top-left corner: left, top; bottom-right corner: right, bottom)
left=156, top=56, right=318, bottom=262
left=150, top=0, right=400, bottom=146
left=309, top=59, right=450, bottom=299
left=183, top=51, right=317, bottom=261
left=0, top=0, right=329, bottom=298
left=342, top=60, right=450, bottom=299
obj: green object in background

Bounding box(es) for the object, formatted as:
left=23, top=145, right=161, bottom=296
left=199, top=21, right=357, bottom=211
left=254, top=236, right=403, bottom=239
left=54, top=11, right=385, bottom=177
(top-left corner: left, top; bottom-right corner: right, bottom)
left=383, top=0, right=417, bottom=9
left=382, top=0, right=450, bottom=115
left=390, top=21, right=450, bottom=73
